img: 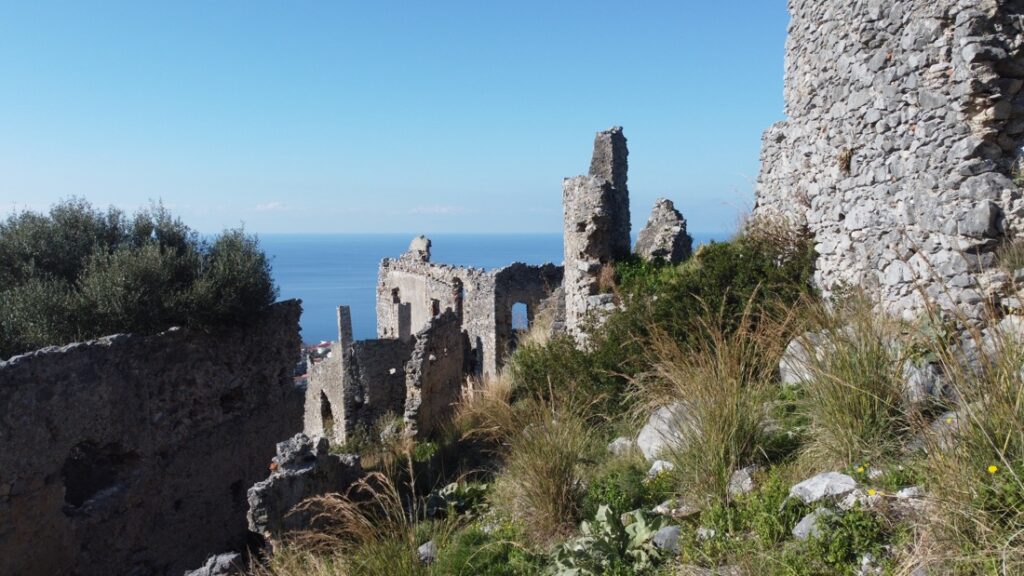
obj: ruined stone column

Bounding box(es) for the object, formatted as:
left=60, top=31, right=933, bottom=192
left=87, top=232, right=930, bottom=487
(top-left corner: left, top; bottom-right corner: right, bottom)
left=589, top=126, right=631, bottom=260
left=337, top=305, right=353, bottom=352
left=563, top=127, right=631, bottom=343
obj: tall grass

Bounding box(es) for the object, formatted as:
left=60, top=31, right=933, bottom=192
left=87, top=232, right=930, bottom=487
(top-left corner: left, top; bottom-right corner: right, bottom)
left=919, top=314, right=1024, bottom=572
left=637, top=297, right=791, bottom=505
left=490, top=393, right=600, bottom=546
left=795, top=296, right=910, bottom=468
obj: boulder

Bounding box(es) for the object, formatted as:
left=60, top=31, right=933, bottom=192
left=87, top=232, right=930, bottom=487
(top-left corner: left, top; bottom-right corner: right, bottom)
left=607, top=436, right=633, bottom=456
left=636, top=403, right=689, bottom=461
left=727, top=465, right=758, bottom=497
left=652, top=525, right=681, bottom=554
left=793, top=508, right=834, bottom=540
left=838, top=488, right=882, bottom=511
left=634, top=198, right=693, bottom=264
left=779, top=332, right=825, bottom=386
left=246, top=434, right=363, bottom=543
left=789, top=472, right=857, bottom=504
left=652, top=499, right=700, bottom=519
left=648, top=460, right=676, bottom=477
left=417, top=540, right=438, bottom=565
left=902, top=361, right=949, bottom=406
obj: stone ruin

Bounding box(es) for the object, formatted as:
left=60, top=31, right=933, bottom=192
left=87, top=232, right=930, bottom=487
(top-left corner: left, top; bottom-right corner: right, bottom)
left=0, top=302, right=304, bottom=576
left=0, top=126, right=693, bottom=574
left=756, top=0, right=1024, bottom=322
left=305, top=126, right=695, bottom=444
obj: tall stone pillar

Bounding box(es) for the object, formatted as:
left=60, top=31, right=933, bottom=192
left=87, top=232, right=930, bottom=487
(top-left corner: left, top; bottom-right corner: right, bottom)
left=563, top=127, right=631, bottom=343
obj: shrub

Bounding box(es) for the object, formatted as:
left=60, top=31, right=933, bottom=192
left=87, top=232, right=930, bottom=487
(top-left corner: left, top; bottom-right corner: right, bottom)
left=581, top=457, right=660, bottom=519
left=0, top=199, right=278, bottom=359
left=431, top=524, right=545, bottom=576
left=187, top=229, right=277, bottom=328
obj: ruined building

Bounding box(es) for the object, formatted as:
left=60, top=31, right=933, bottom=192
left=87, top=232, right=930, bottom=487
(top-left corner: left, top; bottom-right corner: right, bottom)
left=306, top=126, right=693, bottom=444
left=756, top=0, right=1024, bottom=322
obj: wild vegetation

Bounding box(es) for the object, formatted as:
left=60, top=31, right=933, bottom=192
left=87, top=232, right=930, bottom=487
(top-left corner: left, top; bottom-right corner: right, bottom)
left=0, top=198, right=278, bottom=359
left=252, top=215, right=1024, bottom=575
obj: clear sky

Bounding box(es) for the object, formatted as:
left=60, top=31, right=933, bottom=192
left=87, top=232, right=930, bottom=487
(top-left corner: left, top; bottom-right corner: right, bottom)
left=0, top=1, right=790, bottom=235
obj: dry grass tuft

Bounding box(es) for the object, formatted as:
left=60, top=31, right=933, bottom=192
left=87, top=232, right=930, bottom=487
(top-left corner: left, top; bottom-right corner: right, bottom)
left=636, top=295, right=792, bottom=504
left=491, top=394, right=599, bottom=546
left=916, top=313, right=1024, bottom=571
left=795, top=295, right=911, bottom=468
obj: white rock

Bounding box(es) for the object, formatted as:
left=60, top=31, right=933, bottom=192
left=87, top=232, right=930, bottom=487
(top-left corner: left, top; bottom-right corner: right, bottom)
left=607, top=436, right=633, bottom=456
left=652, top=525, right=681, bottom=554
left=779, top=332, right=826, bottom=386
left=696, top=527, right=717, bottom=541
left=648, top=460, right=675, bottom=477
left=417, top=540, right=437, bottom=565
left=727, top=465, right=758, bottom=497
left=793, top=508, right=834, bottom=540
left=896, top=486, right=923, bottom=499
left=839, top=488, right=881, bottom=510
left=790, top=472, right=858, bottom=504
left=636, top=403, right=689, bottom=461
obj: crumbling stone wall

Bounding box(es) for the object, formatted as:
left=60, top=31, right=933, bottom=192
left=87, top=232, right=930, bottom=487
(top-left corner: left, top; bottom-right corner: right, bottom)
left=493, top=262, right=564, bottom=356
left=247, top=434, right=362, bottom=545
left=306, top=307, right=466, bottom=444
left=338, top=337, right=415, bottom=441
left=756, top=0, right=1024, bottom=321
left=377, top=241, right=562, bottom=377
left=563, top=127, right=631, bottom=341
left=0, top=301, right=303, bottom=576
left=403, top=310, right=466, bottom=437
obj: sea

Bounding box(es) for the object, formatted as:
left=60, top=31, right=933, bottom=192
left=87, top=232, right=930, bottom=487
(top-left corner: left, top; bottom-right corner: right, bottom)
left=260, top=233, right=729, bottom=345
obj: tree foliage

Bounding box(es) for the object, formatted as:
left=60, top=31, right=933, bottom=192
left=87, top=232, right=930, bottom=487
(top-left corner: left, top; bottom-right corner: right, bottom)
left=0, top=198, right=278, bottom=359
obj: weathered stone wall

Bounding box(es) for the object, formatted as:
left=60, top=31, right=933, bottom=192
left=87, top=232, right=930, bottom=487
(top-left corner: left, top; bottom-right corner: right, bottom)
left=403, top=311, right=466, bottom=437
left=378, top=251, right=495, bottom=372
left=304, top=318, right=346, bottom=446
left=0, top=301, right=303, bottom=576
left=493, top=262, right=564, bottom=357
left=756, top=0, right=1024, bottom=321
left=246, top=434, right=362, bottom=545
left=564, top=127, right=631, bottom=341
left=377, top=242, right=562, bottom=377
left=339, top=338, right=415, bottom=441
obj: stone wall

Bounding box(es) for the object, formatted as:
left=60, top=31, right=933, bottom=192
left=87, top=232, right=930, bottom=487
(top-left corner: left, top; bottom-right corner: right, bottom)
left=756, top=0, right=1024, bottom=321
left=403, top=311, right=466, bottom=438
left=339, top=337, right=415, bottom=441
left=563, top=127, right=632, bottom=341
left=0, top=301, right=303, bottom=576
left=377, top=241, right=561, bottom=377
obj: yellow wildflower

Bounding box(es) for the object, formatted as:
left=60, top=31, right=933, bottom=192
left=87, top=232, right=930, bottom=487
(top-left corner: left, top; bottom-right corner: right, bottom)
left=856, top=465, right=865, bottom=474
left=988, top=465, right=999, bottom=474
left=867, top=488, right=877, bottom=496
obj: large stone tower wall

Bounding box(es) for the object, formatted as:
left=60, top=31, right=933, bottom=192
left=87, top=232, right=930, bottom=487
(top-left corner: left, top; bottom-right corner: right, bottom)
left=756, top=0, right=1024, bottom=321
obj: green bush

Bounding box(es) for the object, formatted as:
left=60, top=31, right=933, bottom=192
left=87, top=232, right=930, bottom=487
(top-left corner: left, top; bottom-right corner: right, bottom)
left=0, top=199, right=278, bottom=359
left=581, top=458, right=659, bottom=519
left=507, top=232, right=814, bottom=417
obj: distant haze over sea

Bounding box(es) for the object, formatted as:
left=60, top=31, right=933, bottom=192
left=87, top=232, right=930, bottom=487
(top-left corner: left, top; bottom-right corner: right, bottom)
left=261, top=232, right=729, bottom=344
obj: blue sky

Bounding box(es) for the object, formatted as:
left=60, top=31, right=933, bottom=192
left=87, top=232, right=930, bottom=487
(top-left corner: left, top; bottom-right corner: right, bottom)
left=0, top=1, right=790, bottom=235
